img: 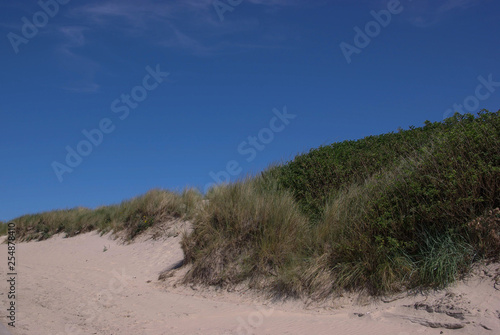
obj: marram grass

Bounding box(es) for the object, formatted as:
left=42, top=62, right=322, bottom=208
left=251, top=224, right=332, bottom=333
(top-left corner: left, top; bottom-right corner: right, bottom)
left=7, top=110, right=500, bottom=298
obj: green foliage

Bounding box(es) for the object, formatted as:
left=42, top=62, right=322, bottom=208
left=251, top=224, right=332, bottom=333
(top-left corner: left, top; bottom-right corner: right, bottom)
left=183, top=110, right=500, bottom=296
left=263, top=118, right=445, bottom=222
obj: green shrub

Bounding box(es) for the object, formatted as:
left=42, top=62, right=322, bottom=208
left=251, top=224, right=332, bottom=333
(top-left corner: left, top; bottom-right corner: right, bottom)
left=263, top=119, right=444, bottom=222
left=294, top=111, right=499, bottom=294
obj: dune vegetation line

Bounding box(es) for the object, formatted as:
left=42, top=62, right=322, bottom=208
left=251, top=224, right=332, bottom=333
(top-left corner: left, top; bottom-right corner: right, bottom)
left=2, top=110, right=499, bottom=298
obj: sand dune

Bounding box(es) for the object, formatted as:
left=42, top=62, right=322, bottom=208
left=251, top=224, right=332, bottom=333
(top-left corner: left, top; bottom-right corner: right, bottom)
left=1, top=222, right=499, bottom=335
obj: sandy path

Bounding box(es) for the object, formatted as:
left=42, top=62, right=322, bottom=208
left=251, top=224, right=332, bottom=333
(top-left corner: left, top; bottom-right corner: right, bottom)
left=0, top=226, right=499, bottom=335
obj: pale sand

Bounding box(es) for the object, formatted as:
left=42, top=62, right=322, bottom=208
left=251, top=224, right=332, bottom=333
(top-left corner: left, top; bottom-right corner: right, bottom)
left=0, top=221, right=499, bottom=335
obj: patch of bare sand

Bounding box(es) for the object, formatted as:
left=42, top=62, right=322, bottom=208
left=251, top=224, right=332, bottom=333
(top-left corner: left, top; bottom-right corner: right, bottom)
left=0, top=221, right=499, bottom=335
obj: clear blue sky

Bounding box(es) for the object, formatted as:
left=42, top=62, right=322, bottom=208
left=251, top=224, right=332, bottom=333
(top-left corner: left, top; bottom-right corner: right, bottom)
left=1, top=0, right=499, bottom=221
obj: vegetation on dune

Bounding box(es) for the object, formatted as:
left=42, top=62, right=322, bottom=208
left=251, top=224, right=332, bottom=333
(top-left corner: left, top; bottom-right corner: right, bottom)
left=181, top=178, right=310, bottom=293
left=11, top=189, right=201, bottom=241
left=182, top=110, right=500, bottom=295
left=6, top=110, right=500, bottom=298
left=0, top=221, right=7, bottom=236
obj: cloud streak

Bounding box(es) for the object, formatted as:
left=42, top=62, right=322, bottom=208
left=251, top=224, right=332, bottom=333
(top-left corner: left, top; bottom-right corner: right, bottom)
left=45, top=0, right=317, bottom=91
left=62, top=0, right=304, bottom=56
left=66, top=0, right=218, bottom=55
left=57, top=26, right=100, bottom=93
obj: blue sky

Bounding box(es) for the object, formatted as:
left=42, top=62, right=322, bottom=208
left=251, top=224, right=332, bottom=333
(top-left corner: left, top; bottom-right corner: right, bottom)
left=1, top=0, right=499, bottom=221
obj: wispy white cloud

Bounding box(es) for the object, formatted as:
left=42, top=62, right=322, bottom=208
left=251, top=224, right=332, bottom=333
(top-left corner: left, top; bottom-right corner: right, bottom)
left=47, top=0, right=314, bottom=90
left=69, top=0, right=218, bottom=28
left=57, top=26, right=100, bottom=93
left=63, top=0, right=304, bottom=55
left=59, top=26, right=87, bottom=49
left=66, top=0, right=216, bottom=54
left=160, top=25, right=214, bottom=56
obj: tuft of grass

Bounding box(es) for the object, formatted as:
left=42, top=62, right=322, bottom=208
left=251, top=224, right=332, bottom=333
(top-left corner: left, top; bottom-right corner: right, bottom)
left=181, top=177, right=310, bottom=292
left=413, top=232, right=475, bottom=288
left=118, top=188, right=200, bottom=240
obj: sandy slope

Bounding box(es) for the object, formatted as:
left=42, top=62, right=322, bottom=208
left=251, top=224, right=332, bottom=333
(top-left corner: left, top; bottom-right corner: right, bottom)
left=0, top=221, right=499, bottom=335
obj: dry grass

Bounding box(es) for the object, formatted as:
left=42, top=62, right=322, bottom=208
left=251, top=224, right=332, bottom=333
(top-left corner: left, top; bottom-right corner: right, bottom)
left=181, top=177, right=310, bottom=293
left=12, top=188, right=202, bottom=241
